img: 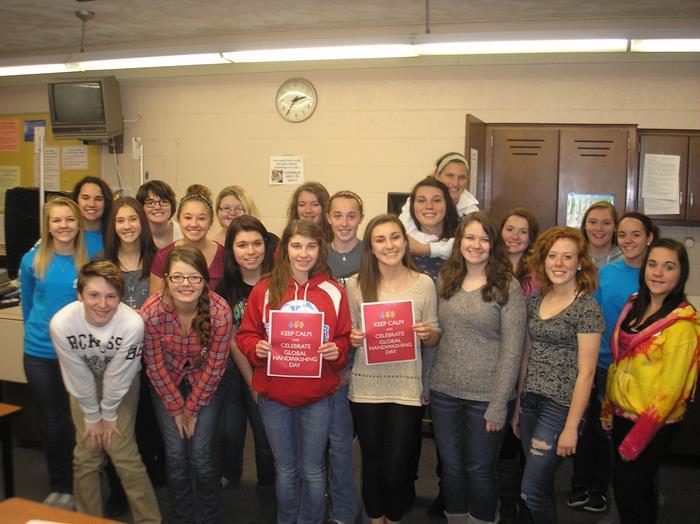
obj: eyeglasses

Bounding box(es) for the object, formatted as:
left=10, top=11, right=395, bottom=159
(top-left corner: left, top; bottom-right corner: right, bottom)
left=166, top=274, right=204, bottom=284
left=218, top=206, right=246, bottom=215
left=144, top=199, right=170, bottom=208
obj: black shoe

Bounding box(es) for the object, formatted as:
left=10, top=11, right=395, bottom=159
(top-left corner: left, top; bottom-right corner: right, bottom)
left=427, top=492, right=445, bottom=519
left=582, top=492, right=607, bottom=513
left=567, top=489, right=589, bottom=509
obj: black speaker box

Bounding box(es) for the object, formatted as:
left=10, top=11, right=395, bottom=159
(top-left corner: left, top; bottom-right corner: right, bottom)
left=4, top=187, right=70, bottom=279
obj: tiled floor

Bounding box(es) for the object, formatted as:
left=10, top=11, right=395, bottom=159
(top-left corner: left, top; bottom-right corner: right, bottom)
left=3, top=432, right=699, bottom=523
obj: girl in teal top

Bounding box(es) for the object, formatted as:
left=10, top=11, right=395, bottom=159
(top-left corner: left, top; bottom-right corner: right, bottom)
left=19, top=196, right=88, bottom=506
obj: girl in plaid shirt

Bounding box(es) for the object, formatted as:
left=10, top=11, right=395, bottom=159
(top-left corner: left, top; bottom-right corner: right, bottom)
left=142, top=244, right=233, bottom=523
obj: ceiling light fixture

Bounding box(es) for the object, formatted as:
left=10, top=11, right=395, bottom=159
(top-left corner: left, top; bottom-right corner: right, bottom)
left=630, top=39, right=700, bottom=52
left=416, top=38, right=629, bottom=55
left=223, top=44, right=417, bottom=63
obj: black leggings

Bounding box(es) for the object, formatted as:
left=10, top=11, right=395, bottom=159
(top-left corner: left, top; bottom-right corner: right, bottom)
left=612, top=415, right=680, bottom=524
left=350, top=401, right=422, bottom=522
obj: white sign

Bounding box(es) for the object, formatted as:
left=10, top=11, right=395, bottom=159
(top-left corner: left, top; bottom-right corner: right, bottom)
left=642, top=154, right=681, bottom=215
left=270, top=155, right=304, bottom=185
left=34, top=146, right=60, bottom=191
left=0, top=165, right=21, bottom=213
left=62, top=145, right=89, bottom=170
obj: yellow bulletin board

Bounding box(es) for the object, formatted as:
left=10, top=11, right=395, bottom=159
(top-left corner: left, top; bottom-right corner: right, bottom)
left=0, top=112, right=100, bottom=214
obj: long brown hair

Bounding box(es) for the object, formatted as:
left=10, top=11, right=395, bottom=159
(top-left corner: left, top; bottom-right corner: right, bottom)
left=287, top=181, right=333, bottom=242
left=267, top=220, right=329, bottom=308
left=440, top=212, right=513, bottom=305
left=164, top=245, right=211, bottom=351
left=500, top=207, right=540, bottom=284
left=34, top=197, right=88, bottom=278
left=104, top=197, right=157, bottom=279
left=526, top=227, right=597, bottom=295
left=358, top=214, right=413, bottom=304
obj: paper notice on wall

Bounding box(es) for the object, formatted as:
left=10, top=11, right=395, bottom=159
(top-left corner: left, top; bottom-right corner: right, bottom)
left=0, top=165, right=21, bottom=214
left=0, top=119, right=20, bottom=152
left=642, top=154, right=680, bottom=201
left=269, top=155, right=304, bottom=185
left=34, top=146, right=60, bottom=191
left=469, top=148, right=478, bottom=196
left=643, top=197, right=679, bottom=215
left=62, top=145, right=89, bottom=170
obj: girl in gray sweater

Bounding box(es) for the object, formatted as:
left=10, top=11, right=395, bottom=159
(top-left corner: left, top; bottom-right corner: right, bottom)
left=430, top=212, right=527, bottom=524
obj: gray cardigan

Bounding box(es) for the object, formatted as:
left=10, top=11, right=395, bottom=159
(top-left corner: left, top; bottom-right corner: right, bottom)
left=429, top=277, right=526, bottom=426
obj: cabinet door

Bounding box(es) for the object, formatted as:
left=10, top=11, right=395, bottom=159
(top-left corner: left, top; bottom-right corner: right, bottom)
left=687, top=136, right=700, bottom=221
left=638, top=135, right=689, bottom=220
left=488, top=128, right=559, bottom=231
left=558, top=128, right=631, bottom=226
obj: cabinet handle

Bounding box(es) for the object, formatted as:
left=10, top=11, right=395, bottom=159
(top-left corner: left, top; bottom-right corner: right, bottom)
left=691, top=192, right=695, bottom=208
left=679, top=191, right=683, bottom=207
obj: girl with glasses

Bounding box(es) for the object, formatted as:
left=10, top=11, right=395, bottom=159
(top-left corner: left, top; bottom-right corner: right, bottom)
left=135, top=180, right=183, bottom=249
left=212, top=185, right=261, bottom=245
left=149, top=185, right=225, bottom=294
left=142, top=244, right=233, bottom=523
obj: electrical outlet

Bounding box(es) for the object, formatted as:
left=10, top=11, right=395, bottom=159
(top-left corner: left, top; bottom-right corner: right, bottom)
left=131, top=137, right=143, bottom=160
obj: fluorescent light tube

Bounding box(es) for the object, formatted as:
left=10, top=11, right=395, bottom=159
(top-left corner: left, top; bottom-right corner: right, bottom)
left=77, top=53, right=230, bottom=71
left=631, top=39, right=700, bottom=52
left=0, top=63, right=72, bottom=76
left=417, top=39, right=629, bottom=55
left=224, top=44, right=417, bottom=62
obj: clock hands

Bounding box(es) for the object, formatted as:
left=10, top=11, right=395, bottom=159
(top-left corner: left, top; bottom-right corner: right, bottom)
left=285, top=94, right=308, bottom=115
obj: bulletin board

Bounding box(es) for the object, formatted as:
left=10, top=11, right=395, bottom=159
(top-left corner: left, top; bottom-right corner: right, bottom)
left=0, top=112, right=100, bottom=214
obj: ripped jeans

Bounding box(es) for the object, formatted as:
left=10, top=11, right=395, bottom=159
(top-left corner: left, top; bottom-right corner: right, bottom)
left=518, top=392, right=570, bottom=524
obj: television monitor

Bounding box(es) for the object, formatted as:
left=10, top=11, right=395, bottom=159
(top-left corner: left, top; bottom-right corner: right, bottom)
left=48, top=76, right=123, bottom=140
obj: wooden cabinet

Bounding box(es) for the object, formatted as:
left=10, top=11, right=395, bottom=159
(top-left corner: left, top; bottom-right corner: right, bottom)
left=484, top=124, right=636, bottom=230
left=638, top=131, right=700, bottom=224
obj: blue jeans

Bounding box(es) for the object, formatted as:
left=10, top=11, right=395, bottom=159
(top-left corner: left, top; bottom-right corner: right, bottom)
left=24, top=354, right=75, bottom=494
left=431, top=390, right=513, bottom=521
left=328, top=385, right=358, bottom=523
left=151, top=381, right=224, bottom=524
left=221, top=357, right=275, bottom=485
left=518, top=393, right=570, bottom=524
left=259, top=395, right=333, bottom=524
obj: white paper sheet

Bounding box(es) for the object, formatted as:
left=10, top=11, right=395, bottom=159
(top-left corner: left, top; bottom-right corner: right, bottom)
left=643, top=197, right=680, bottom=215
left=642, top=154, right=680, bottom=201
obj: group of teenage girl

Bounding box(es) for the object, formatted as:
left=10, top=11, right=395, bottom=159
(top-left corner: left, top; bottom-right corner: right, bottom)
left=18, top=150, right=698, bottom=524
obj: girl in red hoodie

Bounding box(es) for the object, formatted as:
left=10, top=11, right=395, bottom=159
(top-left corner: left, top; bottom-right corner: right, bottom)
left=237, top=219, right=351, bottom=524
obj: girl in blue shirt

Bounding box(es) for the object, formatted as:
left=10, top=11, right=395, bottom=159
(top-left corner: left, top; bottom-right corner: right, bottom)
left=569, top=212, right=657, bottom=513
left=20, top=196, right=88, bottom=508
left=72, top=176, right=113, bottom=258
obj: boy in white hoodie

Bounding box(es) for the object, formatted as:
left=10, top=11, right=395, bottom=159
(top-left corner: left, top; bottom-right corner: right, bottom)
left=50, top=260, right=160, bottom=523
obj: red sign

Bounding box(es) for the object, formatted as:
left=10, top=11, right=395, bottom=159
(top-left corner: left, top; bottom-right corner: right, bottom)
left=268, top=310, right=324, bottom=378
left=361, top=300, right=417, bottom=365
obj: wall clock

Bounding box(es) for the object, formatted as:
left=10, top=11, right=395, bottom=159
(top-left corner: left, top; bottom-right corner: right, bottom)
left=276, top=78, right=317, bottom=123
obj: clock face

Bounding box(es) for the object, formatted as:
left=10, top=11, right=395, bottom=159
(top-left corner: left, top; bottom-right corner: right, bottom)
left=276, top=78, right=317, bottom=123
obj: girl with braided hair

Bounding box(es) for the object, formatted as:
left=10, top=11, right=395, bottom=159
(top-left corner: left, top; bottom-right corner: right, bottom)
left=142, top=244, right=233, bottom=523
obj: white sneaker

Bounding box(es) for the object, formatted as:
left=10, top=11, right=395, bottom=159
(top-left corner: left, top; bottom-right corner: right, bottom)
left=55, top=493, right=76, bottom=510
left=43, top=492, right=62, bottom=506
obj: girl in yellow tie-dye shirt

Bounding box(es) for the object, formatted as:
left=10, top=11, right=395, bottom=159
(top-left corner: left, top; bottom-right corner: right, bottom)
left=601, top=238, right=699, bottom=524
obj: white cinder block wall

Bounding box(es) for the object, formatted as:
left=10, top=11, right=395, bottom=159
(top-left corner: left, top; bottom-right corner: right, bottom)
left=1, top=58, right=699, bottom=295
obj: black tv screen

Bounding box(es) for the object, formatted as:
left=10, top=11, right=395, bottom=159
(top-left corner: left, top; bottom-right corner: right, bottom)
left=51, top=82, right=105, bottom=124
